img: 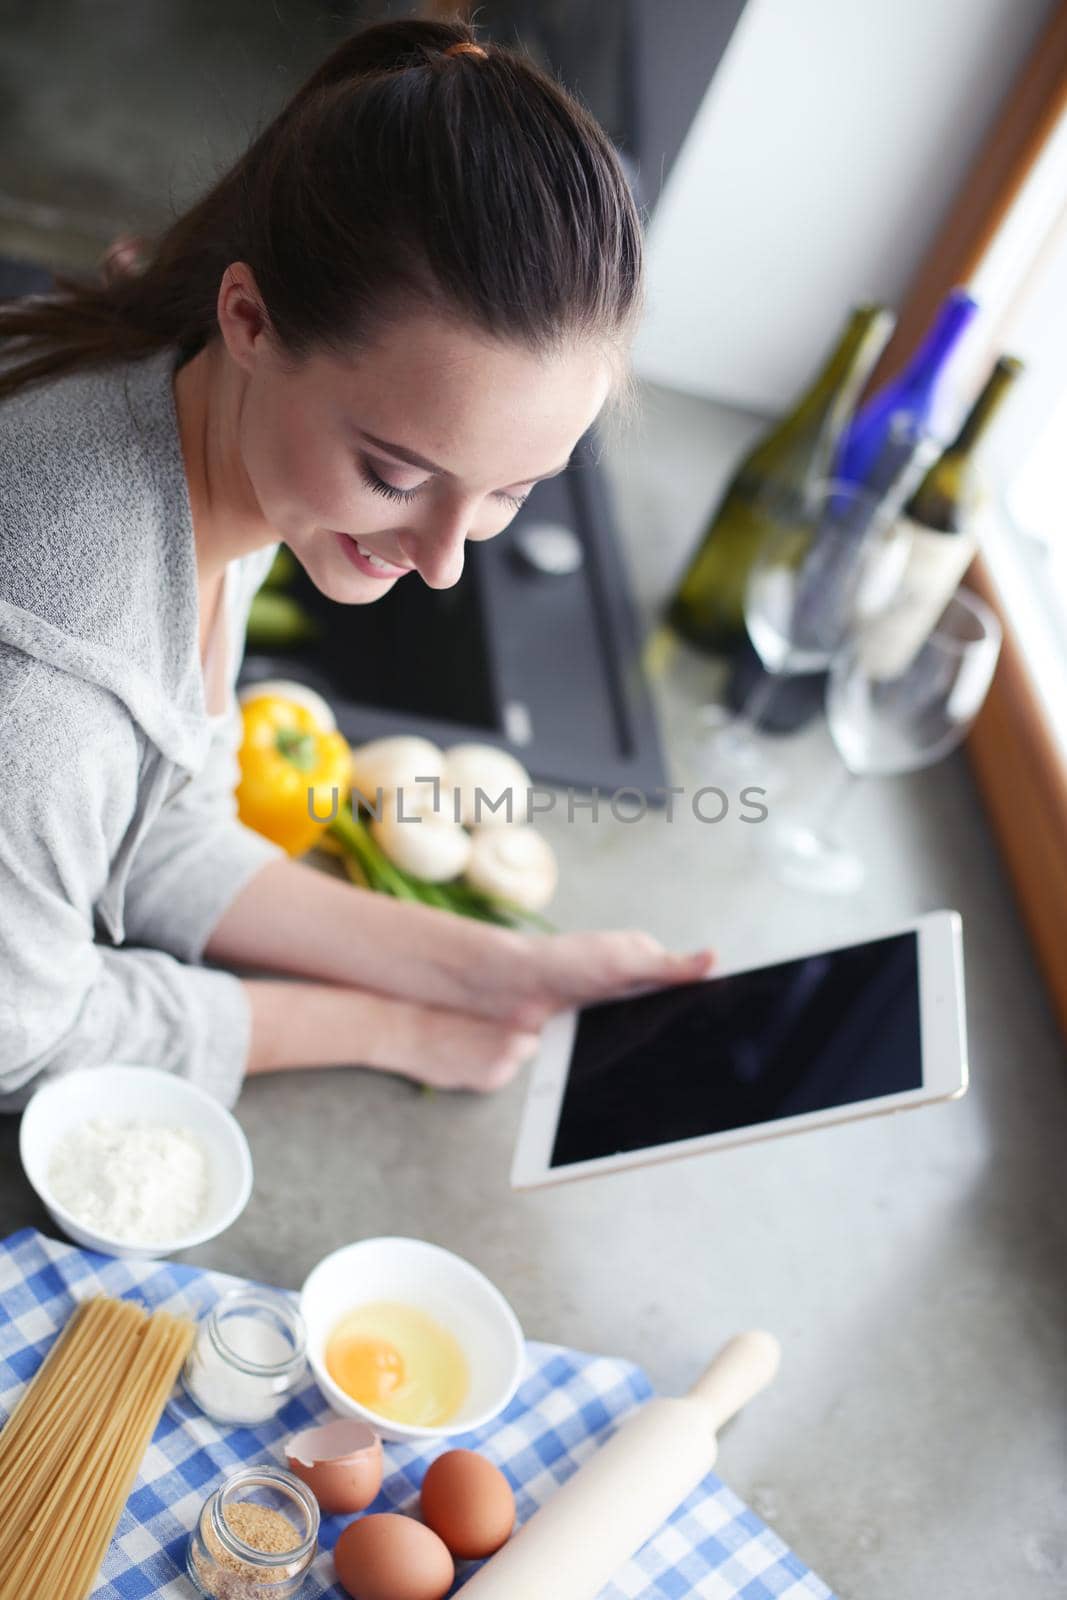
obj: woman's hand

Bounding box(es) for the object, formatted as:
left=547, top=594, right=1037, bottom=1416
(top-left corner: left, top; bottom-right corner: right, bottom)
left=209, top=859, right=713, bottom=1014
left=383, top=932, right=716, bottom=1084
left=453, top=928, right=715, bottom=1032
left=242, top=936, right=711, bottom=1093
left=211, top=859, right=714, bottom=1089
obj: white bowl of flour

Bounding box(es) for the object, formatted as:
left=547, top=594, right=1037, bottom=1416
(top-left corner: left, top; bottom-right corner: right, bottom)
left=19, top=1066, right=254, bottom=1260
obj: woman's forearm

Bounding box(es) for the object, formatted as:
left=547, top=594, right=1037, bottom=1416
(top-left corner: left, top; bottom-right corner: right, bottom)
left=244, top=972, right=419, bottom=1075
left=241, top=976, right=539, bottom=1090
left=208, top=856, right=531, bottom=1020
left=243, top=977, right=391, bottom=1075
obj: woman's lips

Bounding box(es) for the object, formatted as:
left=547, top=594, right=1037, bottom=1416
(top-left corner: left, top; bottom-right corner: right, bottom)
left=334, top=530, right=414, bottom=580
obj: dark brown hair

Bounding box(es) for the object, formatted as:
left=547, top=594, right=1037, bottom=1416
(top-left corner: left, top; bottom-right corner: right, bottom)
left=0, top=17, right=644, bottom=408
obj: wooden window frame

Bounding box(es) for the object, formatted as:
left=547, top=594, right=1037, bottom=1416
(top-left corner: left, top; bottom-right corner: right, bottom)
left=864, top=1, right=1067, bottom=1040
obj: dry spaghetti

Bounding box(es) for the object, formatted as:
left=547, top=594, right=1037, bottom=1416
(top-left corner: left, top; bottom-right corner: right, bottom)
left=0, top=1294, right=195, bottom=1600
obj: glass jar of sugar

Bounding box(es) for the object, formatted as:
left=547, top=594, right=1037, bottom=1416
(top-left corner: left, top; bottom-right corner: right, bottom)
left=186, top=1464, right=319, bottom=1598
left=182, top=1289, right=307, bottom=1425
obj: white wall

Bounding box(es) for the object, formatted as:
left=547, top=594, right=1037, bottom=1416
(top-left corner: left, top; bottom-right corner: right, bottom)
left=632, top=0, right=1057, bottom=414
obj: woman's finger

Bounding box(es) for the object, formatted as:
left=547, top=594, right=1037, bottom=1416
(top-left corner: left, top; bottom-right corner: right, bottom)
left=664, top=947, right=716, bottom=983
left=611, top=948, right=714, bottom=1001
left=606, top=935, right=715, bottom=990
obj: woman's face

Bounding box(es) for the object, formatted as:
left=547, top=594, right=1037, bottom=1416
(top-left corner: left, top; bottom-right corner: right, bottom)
left=224, top=287, right=616, bottom=602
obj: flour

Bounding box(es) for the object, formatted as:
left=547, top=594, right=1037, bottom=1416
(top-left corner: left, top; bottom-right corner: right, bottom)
left=47, top=1118, right=212, bottom=1244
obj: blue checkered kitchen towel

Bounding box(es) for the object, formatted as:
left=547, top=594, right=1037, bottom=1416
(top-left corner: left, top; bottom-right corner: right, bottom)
left=0, top=1230, right=835, bottom=1599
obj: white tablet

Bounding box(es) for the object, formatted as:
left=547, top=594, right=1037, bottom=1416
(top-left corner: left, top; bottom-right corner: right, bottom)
left=511, top=910, right=968, bottom=1189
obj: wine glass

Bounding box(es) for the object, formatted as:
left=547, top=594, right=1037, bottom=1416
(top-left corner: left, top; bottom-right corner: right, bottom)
left=769, top=585, right=1003, bottom=893
left=690, top=478, right=912, bottom=785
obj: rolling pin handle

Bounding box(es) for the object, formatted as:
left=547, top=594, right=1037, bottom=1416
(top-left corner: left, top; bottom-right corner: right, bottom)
left=686, top=1330, right=781, bottom=1433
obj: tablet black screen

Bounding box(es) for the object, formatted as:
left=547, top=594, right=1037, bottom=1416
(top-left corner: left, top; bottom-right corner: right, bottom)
left=549, top=932, right=922, bottom=1168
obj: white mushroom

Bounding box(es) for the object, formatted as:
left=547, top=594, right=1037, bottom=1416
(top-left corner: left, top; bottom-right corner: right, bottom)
left=465, top=825, right=558, bottom=912
left=238, top=679, right=336, bottom=731
left=350, top=736, right=446, bottom=811
left=370, top=782, right=472, bottom=883
left=443, top=743, right=533, bottom=828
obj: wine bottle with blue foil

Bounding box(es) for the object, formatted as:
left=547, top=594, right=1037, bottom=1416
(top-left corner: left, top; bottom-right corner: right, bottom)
left=726, top=288, right=980, bottom=732
left=666, top=305, right=894, bottom=655
left=834, top=288, right=979, bottom=491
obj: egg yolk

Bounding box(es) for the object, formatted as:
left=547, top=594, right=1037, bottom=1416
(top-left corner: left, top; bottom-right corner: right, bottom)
left=325, top=1302, right=469, bottom=1427
left=330, top=1338, right=406, bottom=1408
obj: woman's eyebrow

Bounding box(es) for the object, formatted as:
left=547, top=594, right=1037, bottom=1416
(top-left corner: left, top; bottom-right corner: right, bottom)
left=358, top=430, right=572, bottom=483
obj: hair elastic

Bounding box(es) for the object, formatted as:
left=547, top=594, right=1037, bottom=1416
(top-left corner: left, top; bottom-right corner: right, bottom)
left=443, top=41, right=488, bottom=60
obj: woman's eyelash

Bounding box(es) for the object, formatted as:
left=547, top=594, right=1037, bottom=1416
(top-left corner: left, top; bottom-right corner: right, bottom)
left=359, top=466, right=418, bottom=504
left=359, top=463, right=529, bottom=511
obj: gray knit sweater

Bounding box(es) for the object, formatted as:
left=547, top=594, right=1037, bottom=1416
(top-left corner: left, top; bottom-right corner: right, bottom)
left=0, top=349, right=286, bottom=1112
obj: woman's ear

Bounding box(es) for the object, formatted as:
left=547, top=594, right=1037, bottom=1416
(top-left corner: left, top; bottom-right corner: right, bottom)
left=216, top=262, right=272, bottom=372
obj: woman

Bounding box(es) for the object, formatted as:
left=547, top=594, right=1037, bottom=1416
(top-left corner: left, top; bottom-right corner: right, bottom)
left=0, top=19, right=712, bottom=1113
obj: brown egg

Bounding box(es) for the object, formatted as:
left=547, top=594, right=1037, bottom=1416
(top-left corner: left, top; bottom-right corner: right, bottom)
left=419, top=1449, right=516, bottom=1560
left=334, top=1513, right=454, bottom=1600
left=285, top=1418, right=383, bottom=1515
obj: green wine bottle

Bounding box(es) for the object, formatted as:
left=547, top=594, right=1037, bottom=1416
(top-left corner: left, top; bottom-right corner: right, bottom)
left=904, top=354, right=1023, bottom=530
left=666, top=304, right=895, bottom=655
left=860, top=355, right=1023, bottom=681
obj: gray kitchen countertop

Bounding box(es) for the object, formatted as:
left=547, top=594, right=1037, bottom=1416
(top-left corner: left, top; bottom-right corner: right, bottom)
left=3, top=381, right=1065, bottom=1599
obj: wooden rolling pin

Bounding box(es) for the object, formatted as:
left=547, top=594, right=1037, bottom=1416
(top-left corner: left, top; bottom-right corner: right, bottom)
left=461, top=1331, right=780, bottom=1599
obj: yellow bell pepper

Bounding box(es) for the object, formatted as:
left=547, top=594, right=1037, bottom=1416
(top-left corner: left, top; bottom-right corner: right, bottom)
left=237, top=694, right=351, bottom=856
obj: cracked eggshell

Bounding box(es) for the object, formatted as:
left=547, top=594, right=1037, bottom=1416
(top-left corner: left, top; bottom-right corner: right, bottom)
left=465, top=825, right=558, bottom=912
left=350, top=737, right=447, bottom=806
left=285, top=1417, right=383, bottom=1514
left=370, top=784, right=473, bottom=882
left=442, top=743, right=532, bottom=828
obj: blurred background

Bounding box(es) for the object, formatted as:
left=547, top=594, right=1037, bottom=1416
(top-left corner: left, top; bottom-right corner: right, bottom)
left=0, top=0, right=741, bottom=271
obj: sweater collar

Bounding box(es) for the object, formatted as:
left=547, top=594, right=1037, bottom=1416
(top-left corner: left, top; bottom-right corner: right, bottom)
left=0, top=348, right=217, bottom=772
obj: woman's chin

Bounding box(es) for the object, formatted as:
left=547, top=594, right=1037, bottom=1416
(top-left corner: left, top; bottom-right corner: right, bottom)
left=318, top=567, right=399, bottom=604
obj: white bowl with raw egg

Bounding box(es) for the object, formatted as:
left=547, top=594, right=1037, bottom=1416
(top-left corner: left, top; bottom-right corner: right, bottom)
left=299, top=1237, right=525, bottom=1444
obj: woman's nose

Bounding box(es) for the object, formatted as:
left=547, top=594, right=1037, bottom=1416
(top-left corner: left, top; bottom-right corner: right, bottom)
left=406, top=515, right=468, bottom=590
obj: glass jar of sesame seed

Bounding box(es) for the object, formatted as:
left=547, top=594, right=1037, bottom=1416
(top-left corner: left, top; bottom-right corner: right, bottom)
left=186, top=1466, right=319, bottom=1598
